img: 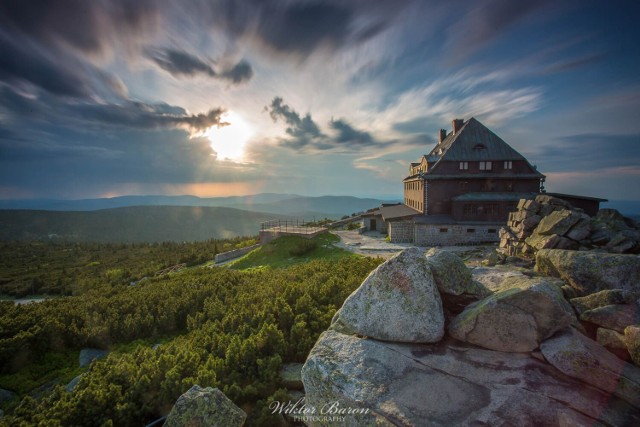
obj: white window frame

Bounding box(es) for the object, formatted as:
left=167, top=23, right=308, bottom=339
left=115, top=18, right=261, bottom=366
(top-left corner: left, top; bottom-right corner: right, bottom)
left=459, top=161, right=468, bottom=170
left=504, top=161, right=512, bottom=170
left=480, top=161, right=492, bottom=171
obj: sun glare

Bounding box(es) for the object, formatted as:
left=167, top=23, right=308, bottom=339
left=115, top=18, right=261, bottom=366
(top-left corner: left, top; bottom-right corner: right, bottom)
left=206, top=111, right=253, bottom=161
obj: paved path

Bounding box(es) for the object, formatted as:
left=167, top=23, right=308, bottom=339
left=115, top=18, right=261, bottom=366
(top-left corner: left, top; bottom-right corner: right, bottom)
left=332, top=230, right=496, bottom=261
left=332, top=230, right=411, bottom=259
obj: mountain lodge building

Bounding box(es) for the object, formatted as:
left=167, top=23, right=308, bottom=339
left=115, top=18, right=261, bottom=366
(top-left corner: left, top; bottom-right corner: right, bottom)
left=363, top=117, right=604, bottom=245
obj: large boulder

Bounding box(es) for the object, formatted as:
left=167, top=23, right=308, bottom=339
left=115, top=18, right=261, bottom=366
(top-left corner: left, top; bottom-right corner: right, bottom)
left=79, top=348, right=108, bottom=368
left=424, top=248, right=473, bottom=295
left=164, top=385, right=246, bottom=427
left=302, top=330, right=640, bottom=426
left=0, top=388, right=15, bottom=404
left=448, top=276, right=573, bottom=352
left=535, top=209, right=584, bottom=236
left=536, top=249, right=640, bottom=296
left=626, top=326, right=640, bottom=366
left=569, top=289, right=637, bottom=315
left=580, top=303, right=640, bottom=333
left=331, top=248, right=444, bottom=343
left=471, top=266, right=526, bottom=292
left=597, top=328, right=627, bottom=350
left=541, top=328, right=640, bottom=408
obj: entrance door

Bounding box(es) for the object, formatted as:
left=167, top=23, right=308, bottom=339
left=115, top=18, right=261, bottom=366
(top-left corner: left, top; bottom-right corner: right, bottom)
left=370, top=219, right=377, bottom=231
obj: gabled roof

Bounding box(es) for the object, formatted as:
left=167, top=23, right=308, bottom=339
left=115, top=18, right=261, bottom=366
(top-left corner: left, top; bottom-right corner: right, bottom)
left=428, top=117, right=530, bottom=163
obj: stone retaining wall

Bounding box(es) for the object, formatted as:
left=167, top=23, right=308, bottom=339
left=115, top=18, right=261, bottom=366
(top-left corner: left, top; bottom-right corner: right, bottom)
left=388, top=221, right=500, bottom=245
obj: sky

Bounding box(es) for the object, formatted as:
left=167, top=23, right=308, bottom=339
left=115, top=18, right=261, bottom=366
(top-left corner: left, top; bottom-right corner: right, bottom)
left=0, top=0, right=639, bottom=201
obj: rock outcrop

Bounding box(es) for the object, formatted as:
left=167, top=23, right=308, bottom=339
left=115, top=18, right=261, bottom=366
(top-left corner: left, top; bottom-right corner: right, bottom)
left=164, top=385, right=246, bottom=427
left=302, top=330, right=639, bottom=426
left=626, top=326, right=640, bottom=366
left=78, top=348, right=108, bottom=368
left=424, top=248, right=473, bottom=295
left=331, top=247, right=444, bottom=343
left=499, top=195, right=640, bottom=256
left=0, top=388, right=15, bottom=404
left=448, top=276, right=573, bottom=352
left=535, top=249, right=640, bottom=296
left=303, top=247, right=640, bottom=426
left=541, top=328, right=640, bottom=408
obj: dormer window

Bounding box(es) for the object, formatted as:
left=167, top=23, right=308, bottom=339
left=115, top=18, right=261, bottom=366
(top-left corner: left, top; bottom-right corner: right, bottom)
left=479, top=161, right=492, bottom=171
left=459, top=161, right=468, bottom=170
left=473, top=144, right=486, bottom=150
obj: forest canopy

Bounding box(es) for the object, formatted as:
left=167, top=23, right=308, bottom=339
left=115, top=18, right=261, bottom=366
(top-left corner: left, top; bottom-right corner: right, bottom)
left=0, top=237, right=381, bottom=426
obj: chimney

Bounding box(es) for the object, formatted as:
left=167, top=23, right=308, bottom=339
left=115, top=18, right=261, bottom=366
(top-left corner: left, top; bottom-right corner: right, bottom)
left=452, top=118, right=464, bottom=135
left=438, top=129, right=447, bottom=144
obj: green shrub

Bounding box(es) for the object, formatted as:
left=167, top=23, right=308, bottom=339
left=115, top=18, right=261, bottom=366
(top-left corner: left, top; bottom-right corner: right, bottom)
left=288, top=240, right=318, bottom=256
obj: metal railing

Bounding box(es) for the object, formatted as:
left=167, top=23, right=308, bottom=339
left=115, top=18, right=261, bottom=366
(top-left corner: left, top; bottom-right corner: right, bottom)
left=260, top=218, right=326, bottom=234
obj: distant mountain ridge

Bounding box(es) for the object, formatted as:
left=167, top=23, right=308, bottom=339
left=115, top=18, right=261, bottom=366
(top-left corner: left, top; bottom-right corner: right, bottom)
left=0, top=206, right=290, bottom=243
left=0, top=193, right=397, bottom=217
left=0, top=194, right=395, bottom=243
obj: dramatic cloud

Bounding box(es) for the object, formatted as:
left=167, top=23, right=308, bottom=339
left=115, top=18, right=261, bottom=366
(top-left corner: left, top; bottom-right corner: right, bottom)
left=533, top=133, right=640, bottom=173
left=0, top=0, right=160, bottom=54
left=0, top=0, right=638, bottom=200
left=266, top=97, right=425, bottom=154
left=209, top=0, right=402, bottom=58
left=445, top=0, right=554, bottom=61
left=146, top=47, right=253, bottom=83
left=0, top=86, right=227, bottom=133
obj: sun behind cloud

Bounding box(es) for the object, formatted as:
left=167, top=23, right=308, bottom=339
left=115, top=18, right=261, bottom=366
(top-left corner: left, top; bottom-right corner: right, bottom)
left=206, top=111, right=253, bottom=161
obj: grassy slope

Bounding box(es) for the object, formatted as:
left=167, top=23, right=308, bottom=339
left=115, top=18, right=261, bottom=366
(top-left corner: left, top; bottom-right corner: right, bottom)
left=228, top=232, right=358, bottom=270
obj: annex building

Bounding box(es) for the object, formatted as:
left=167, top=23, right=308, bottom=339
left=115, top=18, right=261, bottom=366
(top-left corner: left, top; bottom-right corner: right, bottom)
left=363, top=117, right=604, bottom=245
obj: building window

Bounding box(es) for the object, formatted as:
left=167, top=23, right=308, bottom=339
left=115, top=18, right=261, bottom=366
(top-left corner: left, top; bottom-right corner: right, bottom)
left=479, top=161, right=492, bottom=171
left=504, top=161, right=512, bottom=170
left=463, top=204, right=478, bottom=216
left=505, top=181, right=513, bottom=191
left=485, top=204, right=499, bottom=215
left=459, top=161, right=468, bottom=170
left=459, top=181, right=469, bottom=192
left=467, top=228, right=475, bottom=233
left=488, top=229, right=497, bottom=233
left=439, top=228, right=448, bottom=233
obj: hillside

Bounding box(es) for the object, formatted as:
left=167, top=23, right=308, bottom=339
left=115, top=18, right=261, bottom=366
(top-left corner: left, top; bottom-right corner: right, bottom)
left=0, top=206, right=288, bottom=243
left=0, top=242, right=382, bottom=426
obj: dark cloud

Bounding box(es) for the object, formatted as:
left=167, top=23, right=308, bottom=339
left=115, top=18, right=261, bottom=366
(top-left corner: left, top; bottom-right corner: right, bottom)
left=147, top=48, right=216, bottom=77
left=0, top=28, right=92, bottom=98
left=221, top=60, right=254, bottom=83
left=267, top=97, right=325, bottom=149
left=541, top=53, right=607, bottom=75
left=68, top=102, right=228, bottom=133
left=0, top=85, right=227, bottom=133
left=330, top=119, right=375, bottom=146
left=267, top=96, right=425, bottom=152
left=147, top=47, right=254, bottom=83
left=210, top=0, right=402, bottom=58
left=0, top=0, right=159, bottom=54
left=535, top=133, right=640, bottom=172
left=446, top=0, right=553, bottom=61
